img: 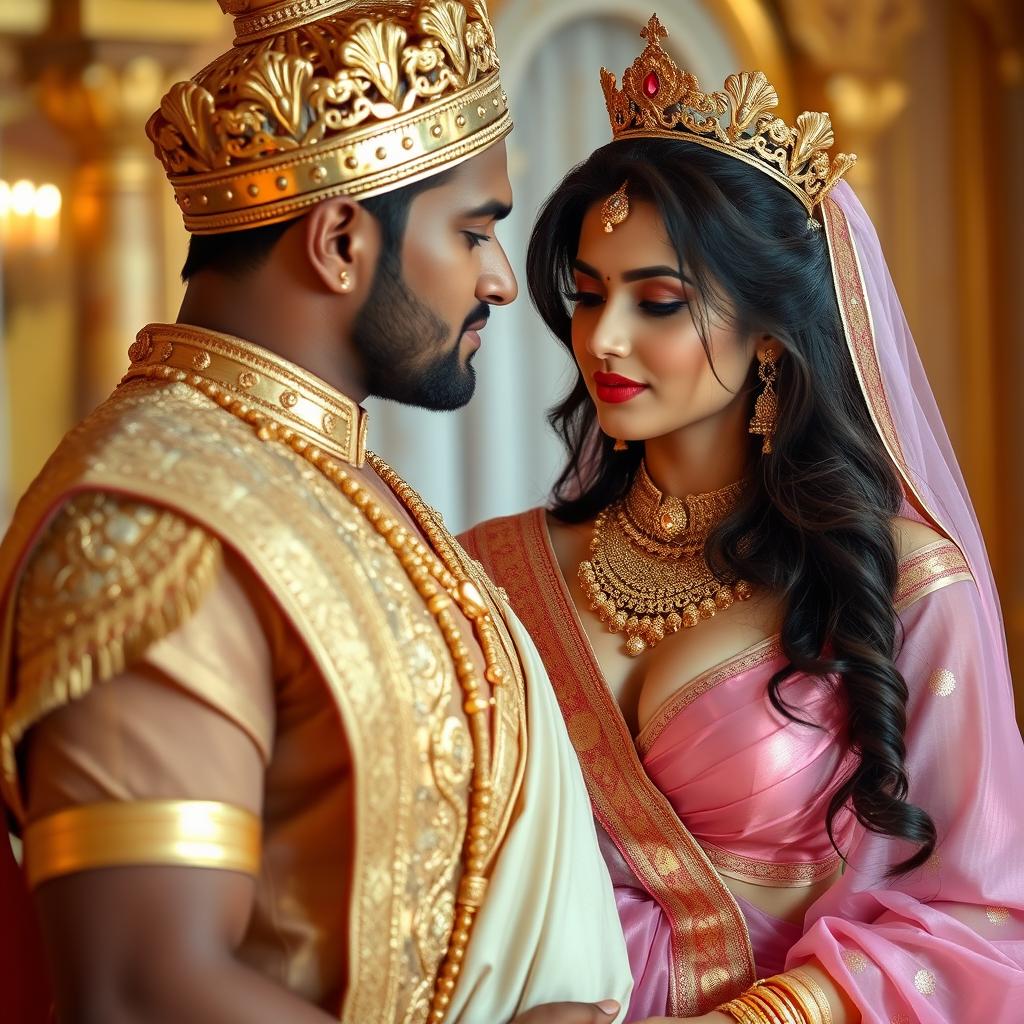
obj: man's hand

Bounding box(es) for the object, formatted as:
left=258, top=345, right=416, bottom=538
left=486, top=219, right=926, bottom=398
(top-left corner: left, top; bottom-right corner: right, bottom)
left=512, top=1000, right=621, bottom=1023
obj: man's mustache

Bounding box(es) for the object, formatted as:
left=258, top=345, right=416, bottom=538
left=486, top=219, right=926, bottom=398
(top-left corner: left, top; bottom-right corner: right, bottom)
left=461, top=303, right=490, bottom=334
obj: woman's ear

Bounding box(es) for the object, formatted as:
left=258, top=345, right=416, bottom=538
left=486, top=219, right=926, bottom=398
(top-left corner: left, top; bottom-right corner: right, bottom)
left=303, top=196, right=382, bottom=297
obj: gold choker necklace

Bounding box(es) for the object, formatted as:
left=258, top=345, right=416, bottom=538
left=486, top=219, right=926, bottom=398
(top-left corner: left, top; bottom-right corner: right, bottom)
left=578, top=462, right=751, bottom=656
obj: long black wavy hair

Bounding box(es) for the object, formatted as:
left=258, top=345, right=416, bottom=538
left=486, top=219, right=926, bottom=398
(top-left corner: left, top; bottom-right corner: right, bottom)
left=527, top=137, right=935, bottom=875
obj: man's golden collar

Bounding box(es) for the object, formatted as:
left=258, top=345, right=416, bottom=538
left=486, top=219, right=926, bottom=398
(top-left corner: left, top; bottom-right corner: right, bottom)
left=123, top=323, right=368, bottom=468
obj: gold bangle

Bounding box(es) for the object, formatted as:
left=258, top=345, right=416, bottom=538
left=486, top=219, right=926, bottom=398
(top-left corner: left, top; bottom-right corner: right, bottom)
left=752, top=983, right=803, bottom=1024
left=788, top=969, right=834, bottom=1024
left=762, top=980, right=814, bottom=1024
left=718, top=996, right=769, bottom=1024
left=24, top=799, right=261, bottom=887
left=745, top=990, right=790, bottom=1024
left=766, top=976, right=819, bottom=1024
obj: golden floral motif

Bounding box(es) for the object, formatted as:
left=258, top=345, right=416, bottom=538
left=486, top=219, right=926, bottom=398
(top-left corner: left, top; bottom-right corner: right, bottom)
left=724, top=71, right=778, bottom=137
left=342, top=18, right=409, bottom=108
left=419, top=1, right=469, bottom=80
left=841, top=950, right=869, bottom=974
left=236, top=51, right=314, bottom=139
left=929, top=668, right=957, bottom=697
left=913, top=968, right=936, bottom=995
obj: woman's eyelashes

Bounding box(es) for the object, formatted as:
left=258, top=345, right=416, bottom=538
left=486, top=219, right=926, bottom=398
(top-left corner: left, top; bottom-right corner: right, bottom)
left=462, top=230, right=490, bottom=249
left=566, top=290, right=688, bottom=317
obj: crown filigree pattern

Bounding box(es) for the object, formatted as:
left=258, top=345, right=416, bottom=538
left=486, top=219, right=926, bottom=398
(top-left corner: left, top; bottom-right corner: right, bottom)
left=601, top=14, right=856, bottom=212
left=148, top=0, right=509, bottom=233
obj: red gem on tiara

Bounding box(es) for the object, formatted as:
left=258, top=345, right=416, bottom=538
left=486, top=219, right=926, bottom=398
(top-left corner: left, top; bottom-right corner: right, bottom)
left=643, top=71, right=660, bottom=97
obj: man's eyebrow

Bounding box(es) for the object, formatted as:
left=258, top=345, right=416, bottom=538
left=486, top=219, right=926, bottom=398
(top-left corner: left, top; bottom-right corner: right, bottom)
left=460, top=199, right=513, bottom=221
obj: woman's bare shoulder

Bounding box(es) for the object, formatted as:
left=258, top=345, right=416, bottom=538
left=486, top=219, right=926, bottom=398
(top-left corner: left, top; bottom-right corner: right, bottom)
left=892, top=515, right=946, bottom=561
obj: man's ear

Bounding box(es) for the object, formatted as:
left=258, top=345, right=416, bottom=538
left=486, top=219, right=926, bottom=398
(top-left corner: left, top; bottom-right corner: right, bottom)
left=303, top=196, right=381, bottom=296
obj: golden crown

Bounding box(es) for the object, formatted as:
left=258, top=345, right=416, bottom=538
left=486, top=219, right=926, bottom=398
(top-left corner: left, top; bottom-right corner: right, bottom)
left=148, top=0, right=510, bottom=234
left=601, top=15, right=856, bottom=213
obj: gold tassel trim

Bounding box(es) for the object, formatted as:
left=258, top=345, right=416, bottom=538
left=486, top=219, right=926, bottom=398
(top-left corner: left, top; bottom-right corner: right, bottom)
left=3, top=496, right=222, bottom=792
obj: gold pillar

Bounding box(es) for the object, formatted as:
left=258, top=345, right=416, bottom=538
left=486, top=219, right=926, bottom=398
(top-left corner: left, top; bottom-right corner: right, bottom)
left=778, top=0, right=922, bottom=218
left=22, top=0, right=225, bottom=415
left=38, top=57, right=169, bottom=414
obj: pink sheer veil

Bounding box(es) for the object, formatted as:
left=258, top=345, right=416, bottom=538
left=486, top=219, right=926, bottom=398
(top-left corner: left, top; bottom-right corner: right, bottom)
left=822, top=181, right=1011, bottom=690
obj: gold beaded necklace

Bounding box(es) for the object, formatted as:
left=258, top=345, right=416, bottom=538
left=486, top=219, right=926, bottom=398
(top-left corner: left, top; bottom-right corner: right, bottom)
left=578, top=461, right=751, bottom=657
left=124, top=328, right=502, bottom=1024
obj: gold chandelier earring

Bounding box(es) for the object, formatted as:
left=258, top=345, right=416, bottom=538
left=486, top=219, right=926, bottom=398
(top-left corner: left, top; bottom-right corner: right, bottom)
left=748, top=349, right=779, bottom=454
left=613, top=438, right=628, bottom=452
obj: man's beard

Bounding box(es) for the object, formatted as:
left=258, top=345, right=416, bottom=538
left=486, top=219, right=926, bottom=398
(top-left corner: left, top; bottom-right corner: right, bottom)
left=352, top=250, right=484, bottom=411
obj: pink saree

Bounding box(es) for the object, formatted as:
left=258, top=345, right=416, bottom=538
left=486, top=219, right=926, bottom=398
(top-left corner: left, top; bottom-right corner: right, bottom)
left=460, top=183, right=1024, bottom=1022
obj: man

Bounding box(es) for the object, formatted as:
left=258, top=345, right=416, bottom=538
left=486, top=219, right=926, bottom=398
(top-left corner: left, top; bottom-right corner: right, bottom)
left=0, top=1, right=632, bottom=1021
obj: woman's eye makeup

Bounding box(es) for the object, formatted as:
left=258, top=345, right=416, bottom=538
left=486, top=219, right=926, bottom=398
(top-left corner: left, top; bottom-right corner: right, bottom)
left=639, top=299, right=688, bottom=317
left=462, top=230, right=490, bottom=249
left=567, top=290, right=603, bottom=307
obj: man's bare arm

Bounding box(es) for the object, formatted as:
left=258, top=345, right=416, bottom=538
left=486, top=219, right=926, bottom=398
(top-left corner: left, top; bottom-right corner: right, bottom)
left=35, top=864, right=339, bottom=1024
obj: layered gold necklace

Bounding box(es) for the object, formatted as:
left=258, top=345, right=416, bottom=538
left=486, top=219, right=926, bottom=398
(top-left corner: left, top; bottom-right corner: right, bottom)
left=578, top=461, right=752, bottom=656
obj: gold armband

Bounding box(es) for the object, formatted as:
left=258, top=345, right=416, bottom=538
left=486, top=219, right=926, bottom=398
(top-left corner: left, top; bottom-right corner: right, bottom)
left=23, top=800, right=260, bottom=888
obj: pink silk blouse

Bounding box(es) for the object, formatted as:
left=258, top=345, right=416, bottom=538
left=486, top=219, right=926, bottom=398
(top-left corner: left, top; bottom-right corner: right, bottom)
left=461, top=508, right=1024, bottom=1022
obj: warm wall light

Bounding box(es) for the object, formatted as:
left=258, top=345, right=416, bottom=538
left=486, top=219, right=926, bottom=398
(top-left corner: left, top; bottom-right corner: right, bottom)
left=0, top=178, right=63, bottom=254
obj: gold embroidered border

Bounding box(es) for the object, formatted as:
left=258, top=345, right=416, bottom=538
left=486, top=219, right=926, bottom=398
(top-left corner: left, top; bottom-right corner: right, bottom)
left=463, top=509, right=756, bottom=1015
left=894, top=540, right=973, bottom=612
left=822, top=196, right=969, bottom=570
left=635, top=636, right=784, bottom=759
left=699, top=841, right=840, bottom=888
left=24, top=799, right=260, bottom=888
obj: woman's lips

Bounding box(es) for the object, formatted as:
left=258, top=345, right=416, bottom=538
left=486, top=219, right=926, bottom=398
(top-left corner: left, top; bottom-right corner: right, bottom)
left=593, top=370, right=648, bottom=404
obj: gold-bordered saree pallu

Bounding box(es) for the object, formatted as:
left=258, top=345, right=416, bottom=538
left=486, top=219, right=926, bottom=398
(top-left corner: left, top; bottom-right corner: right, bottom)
left=462, top=508, right=756, bottom=1015
left=0, top=376, right=527, bottom=1023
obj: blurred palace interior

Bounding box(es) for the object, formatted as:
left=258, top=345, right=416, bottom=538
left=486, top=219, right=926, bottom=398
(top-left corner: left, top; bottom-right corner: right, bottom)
left=1, top=0, right=1022, bottom=707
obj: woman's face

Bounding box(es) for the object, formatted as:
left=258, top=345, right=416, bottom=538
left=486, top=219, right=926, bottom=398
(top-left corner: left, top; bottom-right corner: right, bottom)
left=570, top=197, right=757, bottom=445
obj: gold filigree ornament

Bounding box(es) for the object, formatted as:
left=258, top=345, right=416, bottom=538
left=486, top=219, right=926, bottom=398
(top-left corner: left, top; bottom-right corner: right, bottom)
left=148, top=0, right=510, bottom=233
left=601, top=14, right=857, bottom=213
left=578, top=461, right=751, bottom=657
left=601, top=180, right=630, bottom=232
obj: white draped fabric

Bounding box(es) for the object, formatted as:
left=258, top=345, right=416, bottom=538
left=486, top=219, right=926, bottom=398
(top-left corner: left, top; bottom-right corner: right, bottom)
left=368, top=3, right=745, bottom=533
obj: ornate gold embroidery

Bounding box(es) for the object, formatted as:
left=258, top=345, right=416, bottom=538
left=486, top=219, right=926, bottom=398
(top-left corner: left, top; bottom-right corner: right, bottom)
left=913, top=968, right=936, bottom=996
left=0, top=375, right=526, bottom=1024
left=701, top=840, right=840, bottom=888
left=928, top=669, right=957, bottom=698
left=5, top=493, right=221, bottom=786
left=823, top=196, right=968, bottom=556
left=462, top=508, right=755, bottom=1015
left=893, top=540, right=972, bottom=611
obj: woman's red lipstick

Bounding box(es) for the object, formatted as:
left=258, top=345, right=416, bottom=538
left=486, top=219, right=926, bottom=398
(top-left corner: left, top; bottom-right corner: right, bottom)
left=593, top=370, right=649, bottom=404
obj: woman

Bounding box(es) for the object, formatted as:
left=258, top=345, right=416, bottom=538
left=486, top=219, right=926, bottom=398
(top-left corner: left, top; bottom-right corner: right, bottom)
left=460, top=17, right=1024, bottom=1024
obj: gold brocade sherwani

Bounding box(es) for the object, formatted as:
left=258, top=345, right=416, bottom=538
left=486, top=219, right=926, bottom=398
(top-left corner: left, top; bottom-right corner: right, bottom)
left=0, top=339, right=527, bottom=1021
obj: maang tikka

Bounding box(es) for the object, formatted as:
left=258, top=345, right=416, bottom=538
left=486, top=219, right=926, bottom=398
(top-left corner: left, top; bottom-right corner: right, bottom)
left=748, top=349, right=779, bottom=454
left=601, top=181, right=630, bottom=233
